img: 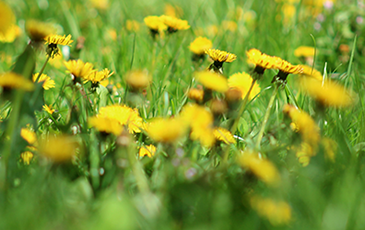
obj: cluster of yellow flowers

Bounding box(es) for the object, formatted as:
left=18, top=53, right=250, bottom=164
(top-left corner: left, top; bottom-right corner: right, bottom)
left=144, top=14, right=190, bottom=37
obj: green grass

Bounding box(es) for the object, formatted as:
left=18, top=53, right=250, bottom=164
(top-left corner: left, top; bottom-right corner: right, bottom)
left=1, top=0, right=365, bottom=229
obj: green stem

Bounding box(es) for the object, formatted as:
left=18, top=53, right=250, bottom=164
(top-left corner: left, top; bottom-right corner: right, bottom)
left=255, top=85, right=279, bottom=150
left=30, top=56, right=51, bottom=107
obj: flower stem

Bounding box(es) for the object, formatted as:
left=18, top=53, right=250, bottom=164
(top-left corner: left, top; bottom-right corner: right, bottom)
left=229, top=79, right=257, bottom=134
left=30, top=56, right=51, bottom=107
left=255, top=84, right=279, bottom=150
left=35, top=56, right=50, bottom=83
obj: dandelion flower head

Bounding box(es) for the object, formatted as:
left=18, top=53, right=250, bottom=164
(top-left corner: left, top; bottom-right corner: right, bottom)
left=213, top=127, right=236, bottom=144
left=39, top=135, right=78, bottom=162
left=21, top=151, right=34, bottom=165
left=146, top=117, right=188, bottom=143
left=187, top=87, right=204, bottom=103
left=189, top=37, right=213, bottom=55
left=21, top=127, right=38, bottom=146
left=64, top=59, right=94, bottom=79
left=0, top=24, right=21, bottom=43
left=125, top=70, right=152, bottom=89
left=294, top=46, right=315, bottom=57
left=0, top=1, right=15, bottom=36
left=195, top=71, right=229, bottom=93
left=206, top=49, right=237, bottom=63
left=144, top=16, right=167, bottom=33
left=298, top=65, right=323, bottom=81
left=25, top=19, right=56, bottom=42
left=160, top=15, right=190, bottom=32
left=228, top=72, right=261, bottom=100
left=89, top=116, right=123, bottom=136
left=85, top=68, right=113, bottom=84
left=139, top=144, right=156, bottom=158
left=0, top=72, right=34, bottom=91
left=32, top=73, right=55, bottom=90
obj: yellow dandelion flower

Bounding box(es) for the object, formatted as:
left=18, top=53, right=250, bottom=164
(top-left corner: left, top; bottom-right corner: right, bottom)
left=98, top=105, right=143, bottom=133
left=0, top=72, right=34, bottom=91
left=160, top=15, right=190, bottom=33
left=32, top=73, right=55, bottom=90
left=299, top=77, right=355, bottom=107
left=25, top=19, right=56, bottom=42
left=125, top=70, right=152, bottom=89
left=298, top=65, right=323, bottom=81
left=85, top=68, right=113, bottom=84
left=195, top=71, right=229, bottom=93
left=295, top=142, right=315, bottom=166
left=246, top=48, right=281, bottom=73
left=21, top=127, right=38, bottom=146
left=321, top=137, right=337, bottom=162
left=250, top=195, right=291, bottom=226
left=238, top=150, right=281, bottom=186
left=222, top=20, right=237, bottom=32
left=0, top=1, right=15, bottom=36
left=228, top=72, right=261, bottom=100
left=274, top=59, right=303, bottom=75
left=0, top=24, right=21, bottom=43
left=144, top=16, right=167, bottom=35
left=64, top=59, right=94, bottom=79
left=206, top=49, right=237, bottom=63
left=189, top=37, right=213, bottom=55
left=139, top=144, right=156, bottom=158
left=146, top=117, right=188, bottom=143
left=164, top=4, right=183, bottom=18
left=180, top=103, right=215, bottom=147
left=45, top=34, right=73, bottom=46
left=187, top=87, right=204, bottom=103
left=294, top=46, right=316, bottom=57
left=126, top=20, right=140, bottom=32
left=43, top=104, right=55, bottom=114
left=283, top=104, right=320, bottom=146
left=89, top=116, right=123, bottom=136
left=38, top=135, right=78, bottom=162
left=89, top=0, right=109, bottom=10
left=20, top=151, right=34, bottom=165
left=213, top=127, right=236, bottom=144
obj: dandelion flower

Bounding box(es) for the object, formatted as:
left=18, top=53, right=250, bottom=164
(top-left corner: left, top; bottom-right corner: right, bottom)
left=160, top=15, right=190, bottom=33
left=283, top=104, right=320, bottom=146
left=139, top=144, right=156, bottom=158
left=214, top=127, right=236, bottom=144
left=126, top=20, right=140, bottom=32
left=299, top=77, right=355, bottom=107
left=206, top=48, right=237, bottom=74
left=294, top=46, right=315, bottom=57
left=20, top=151, right=34, bottom=165
left=180, top=103, right=215, bottom=147
left=189, top=37, right=213, bottom=55
left=298, top=65, right=323, bottom=81
left=246, top=48, right=280, bottom=76
left=0, top=1, right=15, bottom=36
left=0, top=72, right=34, bottom=91
left=89, top=0, right=109, bottom=10
left=195, top=71, right=228, bottom=93
left=187, top=87, right=204, bottom=103
left=98, top=105, right=143, bottom=133
left=25, top=19, right=56, bottom=42
left=125, top=70, right=152, bottom=89
left=146, top=117, right=188, bottom=143
left=295, top=142, right=315, bottom=167
left=250, top=195, right=291, bottom=226
left=45, top=34, right=73, bottom=58
left=89, top=116, right=123, bottom=136
left=238, top=150, right=281, bottom=186
left=64, top=59, right=94, bottom=80
left=21, top=127, right=38, bottom=146
left=222, top=20, right=237, bottom=32
left=144, top=16, right=167, bottom=37
left=43, top=104, right=55, bottom=114
left=85, top=68, right=113, bottom=84
left=321, top=137, right=337, bottom=162
left=38, top=135, right=78, bottom=162
left=0, top=24, right=21, bottom=43
left=32, top=73, right=55, bottom=90
left=228, top=72, right=261, bottom=100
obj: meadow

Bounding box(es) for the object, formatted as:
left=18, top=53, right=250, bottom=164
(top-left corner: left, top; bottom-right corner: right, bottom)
left=0, top=0, right=365, bottom=229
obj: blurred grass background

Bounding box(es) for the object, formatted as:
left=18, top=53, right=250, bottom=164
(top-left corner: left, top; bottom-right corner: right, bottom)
left=1, top=0, right=365, bottom=229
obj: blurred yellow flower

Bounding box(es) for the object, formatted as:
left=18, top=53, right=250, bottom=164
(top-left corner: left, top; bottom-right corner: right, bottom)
left=283, top=104, right=320, bottom=146
left=38, top=135, right=78, bottom=162
left=0, top=1, right=15, bottom=36
left=45, top=34, right=73, bottom=46
left=213, top=127, right=236, bottom=144
left=25, top=19, right=56, bottom=42
left=20, top=151, right=34, bottom=165
left=90, top=0, right=109, bottom=10
left=238, top=150, right=281, bottom=186
left=146, top=117, right=188, bottom=143
left=126, top=20, right=140, bottom=32
left=294, top=46, right=315, bottom=57
left=250, top=195, right=291, bottom=226
left=295, top=142, right=314, bottom=166
left=187, top=87, right=204, bottom=103
left=206, top=49, right=237, bottom=63
left=64, top=59, right=94, bottom=79
left=0, top=72, right=34, bottom=91
left=321, top=137, right=337, bottom=162
left=32, top=73, right=55, bottom=90
left=181, top=103, right=215, bottom=147
left=164, top=4, right=183, bottom=18
left=228, top=72, right=261, bottom=100
left=85, top=68, right=113, bottom=84
left=125, top=70, right=152, bottom=89
left=144, top=16, right=167, bottom=35
left=189, top=37, right=213, bottom=55
left=298, top=65, right=323, bottom=81
left=195, top=71, right=228, bottom=93
left=222, top=20, right=237, bottom=32
left=0, top=24, right=21, bottom=43
left=139, top=144, right=156, bottom=158
left=299, top=77, right=355, bottom=107
left=160, top=15, right=190, bottom=33
left=21, top=127, right=38, bottom=146
left=89, top=116, right=123, bottom=136
left=98, top=105, right=143, bottom=133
